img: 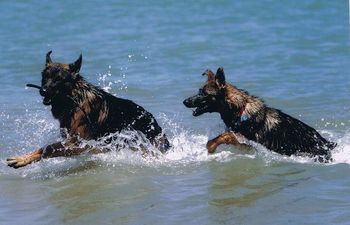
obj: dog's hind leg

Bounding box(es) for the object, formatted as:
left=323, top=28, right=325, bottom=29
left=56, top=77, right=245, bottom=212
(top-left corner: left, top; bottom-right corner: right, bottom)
left=206, top=132, right=242, bottom=153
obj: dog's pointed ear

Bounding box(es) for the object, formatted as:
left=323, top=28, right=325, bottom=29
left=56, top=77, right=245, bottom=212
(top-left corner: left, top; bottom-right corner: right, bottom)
left=215, top=67, right=226, bottom=87
left=46, top=50, right=53, bottom=65
left=202, top=69, right=215, bottom=82
left=69, top=54, right=82, bottom=74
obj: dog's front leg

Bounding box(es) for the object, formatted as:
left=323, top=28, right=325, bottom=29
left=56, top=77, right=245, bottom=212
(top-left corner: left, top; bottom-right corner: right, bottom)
left=207, top=132, right=241, bottom=153
left=7, top=142, right=104, bottom=168
left=7, top=148, right=44, bottom=168
left=41, top=142, right=84, bottom=158
left=7, top=142, right=70, bottom=168
left=6, top=142, right=70, bottom=168
left=42, top=142, right=107, bottom=158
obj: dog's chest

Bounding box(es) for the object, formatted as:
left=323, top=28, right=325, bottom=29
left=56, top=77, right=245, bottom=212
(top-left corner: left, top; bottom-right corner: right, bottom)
left=220, top=111, right=239, bottom=129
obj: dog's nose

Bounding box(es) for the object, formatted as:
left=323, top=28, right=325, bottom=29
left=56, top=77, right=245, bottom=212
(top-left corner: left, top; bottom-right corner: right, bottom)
left=183, top=99, right=188, bottom=106
left=183, top=99, right=191, bottom=107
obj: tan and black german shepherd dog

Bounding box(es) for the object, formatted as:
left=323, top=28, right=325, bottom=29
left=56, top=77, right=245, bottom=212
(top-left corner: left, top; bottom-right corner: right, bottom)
left=183, top=68, right=336, bottom=162
left=7, top=51, right=170, bottom=168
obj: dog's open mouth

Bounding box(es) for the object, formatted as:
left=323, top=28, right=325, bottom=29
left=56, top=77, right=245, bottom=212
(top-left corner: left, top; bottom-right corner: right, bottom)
left=183, top=98, right=210, bottom=117
left=26, top=84, right=53, bottom=106
left=192, top=105, right=209, bottom=117
left=43, top=96, right=52, bottom=105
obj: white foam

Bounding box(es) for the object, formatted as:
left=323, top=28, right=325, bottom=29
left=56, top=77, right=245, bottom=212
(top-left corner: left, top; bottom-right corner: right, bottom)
left=329, top=131, right=350, bottom=164
left=96, top=66, right=128, bottom=94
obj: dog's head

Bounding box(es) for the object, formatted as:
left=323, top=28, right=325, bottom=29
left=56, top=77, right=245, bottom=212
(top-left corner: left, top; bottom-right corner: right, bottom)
left=183, top=67, right=226, bottom=116
left=40, top=51, right=82, bottom=105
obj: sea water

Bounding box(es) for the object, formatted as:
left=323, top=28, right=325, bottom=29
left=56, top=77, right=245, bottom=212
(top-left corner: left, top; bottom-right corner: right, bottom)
left=0, top=1, right=349, bottom=224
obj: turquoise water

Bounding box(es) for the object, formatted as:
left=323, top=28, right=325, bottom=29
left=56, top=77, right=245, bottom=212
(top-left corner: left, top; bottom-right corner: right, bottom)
left=0, top=1, right=349, bottom=224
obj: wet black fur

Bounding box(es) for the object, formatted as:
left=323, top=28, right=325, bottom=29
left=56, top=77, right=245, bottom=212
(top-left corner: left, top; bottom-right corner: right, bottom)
left=224, top=105, right=335, bottom=160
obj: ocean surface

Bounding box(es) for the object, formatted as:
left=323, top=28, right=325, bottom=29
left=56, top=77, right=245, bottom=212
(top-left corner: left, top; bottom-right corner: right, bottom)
left=0, top=1, right=349, bottom=224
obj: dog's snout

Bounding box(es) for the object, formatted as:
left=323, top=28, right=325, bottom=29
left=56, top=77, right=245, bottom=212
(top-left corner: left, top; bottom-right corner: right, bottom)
left=183, top=94, right=205, bottom=108
left=183, top=97, right=196, bottom=108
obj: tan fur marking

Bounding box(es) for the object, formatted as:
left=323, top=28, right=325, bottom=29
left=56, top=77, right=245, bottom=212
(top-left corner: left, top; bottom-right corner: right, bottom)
left=224, top=83, right=280, bottom=130
left=98, top=103, right=108, bottom=125
left=6, top=149, right=43, bottom=168
left=265, top=111, right=280, bottom=130
left=83, top=104, right=91, bottom=115
left=225, top=84, right=246, bottom=109
left=224, top=84, right=264, bottom=120
left=61, top=63, right=70, bottom=70
left=85, top=91, right=97, bottom=102
left=70, top=110, right=88, bottom=138
left=203, top=69, right=215, bottom=82
left=207, top=132, right=241, bottom=153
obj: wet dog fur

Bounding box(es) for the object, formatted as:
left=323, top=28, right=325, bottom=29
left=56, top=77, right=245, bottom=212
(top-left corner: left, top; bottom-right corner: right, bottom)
left=183, top=68, right=335, bottom=162
left=7, top=51, right=170, bottom=168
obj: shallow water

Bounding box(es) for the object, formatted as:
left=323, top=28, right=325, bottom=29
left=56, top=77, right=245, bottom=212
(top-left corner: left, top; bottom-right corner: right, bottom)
left=0, top=1, right=350, bottom=224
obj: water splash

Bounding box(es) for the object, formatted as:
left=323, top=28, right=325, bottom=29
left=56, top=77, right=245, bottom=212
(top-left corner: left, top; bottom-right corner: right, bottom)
left=2, top=110, right=350, bottom=179
left=96, top=65, right=128, bottom=94
left=330, top=131, right=350, bottom=164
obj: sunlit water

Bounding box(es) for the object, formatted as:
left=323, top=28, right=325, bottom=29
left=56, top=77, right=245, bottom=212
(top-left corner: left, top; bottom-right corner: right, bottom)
left=0, top=1, right=349, bottom=224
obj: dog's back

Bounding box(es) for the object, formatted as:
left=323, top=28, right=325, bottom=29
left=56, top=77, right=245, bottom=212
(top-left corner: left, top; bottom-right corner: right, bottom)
left=234, top=106, right=335, bottom=160
left=100, top=92, right=170, bottom=150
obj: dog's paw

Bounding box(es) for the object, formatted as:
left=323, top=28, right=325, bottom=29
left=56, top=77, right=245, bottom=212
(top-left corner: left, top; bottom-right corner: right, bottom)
left=206, top=140, right=218, bottom=154
left=7, top=155, right=35, bottom=169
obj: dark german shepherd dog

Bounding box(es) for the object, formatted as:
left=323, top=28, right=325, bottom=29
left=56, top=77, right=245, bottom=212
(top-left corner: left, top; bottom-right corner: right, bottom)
left=7, top=51, right=170, bottom=168
left=183, top=68, right=336, bottom=162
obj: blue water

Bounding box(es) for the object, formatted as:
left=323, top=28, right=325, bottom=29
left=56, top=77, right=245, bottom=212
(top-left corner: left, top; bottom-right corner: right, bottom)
left=0, top=1, right=349, bottom=224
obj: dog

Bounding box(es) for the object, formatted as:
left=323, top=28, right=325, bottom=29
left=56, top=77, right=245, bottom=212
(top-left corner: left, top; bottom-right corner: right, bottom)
left=7, top=51, right=170, bottom=168
left=183, top=67, right=336, bottom=162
